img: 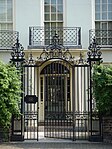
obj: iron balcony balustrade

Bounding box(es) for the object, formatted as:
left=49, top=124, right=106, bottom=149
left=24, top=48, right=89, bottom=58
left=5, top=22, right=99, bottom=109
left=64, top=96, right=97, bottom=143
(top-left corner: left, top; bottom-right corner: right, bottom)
left=89, top=29, right=112, bottom=48
left=28, top=27, right=82, bottom=49
left=0, top=30, right=19, bottom=50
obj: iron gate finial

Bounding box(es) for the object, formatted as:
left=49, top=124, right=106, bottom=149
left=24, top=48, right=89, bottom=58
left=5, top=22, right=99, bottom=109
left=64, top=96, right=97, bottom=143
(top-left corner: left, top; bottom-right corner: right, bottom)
left=87, top=38, right=102, bottom=64
left=11, top=38, right=25, bottom=63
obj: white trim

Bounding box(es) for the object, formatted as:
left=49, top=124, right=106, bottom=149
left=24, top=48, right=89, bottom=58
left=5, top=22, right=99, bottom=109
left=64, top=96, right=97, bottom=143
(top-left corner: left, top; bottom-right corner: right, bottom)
left=13, top=0, right=16, bottom=30
left=41, top=0, right=44, bottom=27
left=92, top=0, right=95, bottom=29
left=40, top=0, right=45, bottom=45
left=63, top=0, right=66, bottom=27
left=0, top=0, right=13, bottom=30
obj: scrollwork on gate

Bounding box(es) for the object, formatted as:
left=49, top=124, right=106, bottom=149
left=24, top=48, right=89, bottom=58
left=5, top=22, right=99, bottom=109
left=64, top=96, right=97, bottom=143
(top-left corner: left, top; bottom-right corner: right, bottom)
left=37, top=33, right=75, bottom=63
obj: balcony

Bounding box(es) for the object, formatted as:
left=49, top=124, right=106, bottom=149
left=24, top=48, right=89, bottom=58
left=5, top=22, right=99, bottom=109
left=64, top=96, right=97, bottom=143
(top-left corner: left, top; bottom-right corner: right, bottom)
left=28, top=27, right=82, bottom=49
left=89, top=29, right=112, bottom=48
left=0, top=30, right=19, bottom=50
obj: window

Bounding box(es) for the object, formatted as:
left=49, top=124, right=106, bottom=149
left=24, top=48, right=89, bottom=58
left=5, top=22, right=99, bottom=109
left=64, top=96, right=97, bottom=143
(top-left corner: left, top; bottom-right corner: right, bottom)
left=95, top=21, right=112, bottom=45
left=95, top=0, right=112, bottom=20
left=0, top=0, right=13, bottom=48
left=95, top=0, right=112, bottom=45
left=44, top=0, right=63, bottom=45
left=0, top=0, right=13, bottom=30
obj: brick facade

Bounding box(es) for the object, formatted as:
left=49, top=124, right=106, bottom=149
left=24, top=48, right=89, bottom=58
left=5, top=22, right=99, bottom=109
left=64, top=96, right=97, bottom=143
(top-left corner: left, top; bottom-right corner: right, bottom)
left=103, top=117, right=112, bottom=143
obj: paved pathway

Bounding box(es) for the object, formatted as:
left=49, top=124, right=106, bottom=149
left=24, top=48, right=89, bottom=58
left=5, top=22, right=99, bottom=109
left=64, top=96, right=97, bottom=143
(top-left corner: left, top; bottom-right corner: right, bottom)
left=0, top=141, right=112, bottom=149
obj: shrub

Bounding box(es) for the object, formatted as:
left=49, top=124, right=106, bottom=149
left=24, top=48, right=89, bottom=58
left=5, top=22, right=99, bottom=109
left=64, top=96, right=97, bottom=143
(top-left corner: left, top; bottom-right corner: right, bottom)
left=0, top=61, right=21, bottom=131
left=93, top=65, right=112, bottom=116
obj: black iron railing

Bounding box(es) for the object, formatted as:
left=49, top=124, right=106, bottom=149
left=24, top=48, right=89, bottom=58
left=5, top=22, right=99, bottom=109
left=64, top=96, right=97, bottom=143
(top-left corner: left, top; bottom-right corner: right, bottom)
left=89, top=29, right=112, bottom=47
left=29, top=27, right=81, bottom=48
left=0, top=30, right=19, bottom=49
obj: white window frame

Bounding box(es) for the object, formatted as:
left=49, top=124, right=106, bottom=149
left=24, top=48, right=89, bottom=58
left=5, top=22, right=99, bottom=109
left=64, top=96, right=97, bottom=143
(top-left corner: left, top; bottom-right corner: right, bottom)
left=42, top=0, right=64, bottom=45
left=95, top=0, right=112, bottom=46
left=0, top=0, right=13, bottom=30
left=95, top=0, right=112, bottom=21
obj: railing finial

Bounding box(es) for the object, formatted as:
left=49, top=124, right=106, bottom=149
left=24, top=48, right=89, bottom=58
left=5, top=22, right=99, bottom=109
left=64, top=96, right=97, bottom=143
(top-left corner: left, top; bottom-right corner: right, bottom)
left=52, top=33, right=59, bottom=46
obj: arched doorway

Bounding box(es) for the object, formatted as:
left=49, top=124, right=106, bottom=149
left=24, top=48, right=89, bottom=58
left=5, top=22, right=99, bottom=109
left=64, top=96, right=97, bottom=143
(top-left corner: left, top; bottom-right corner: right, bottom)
left=40, top=60, right=73, bottom=139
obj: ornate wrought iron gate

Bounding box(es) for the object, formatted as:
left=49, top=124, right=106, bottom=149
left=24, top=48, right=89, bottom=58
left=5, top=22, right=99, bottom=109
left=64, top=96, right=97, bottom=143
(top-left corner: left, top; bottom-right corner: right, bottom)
left=40, top=60, right=90, bottom=140
left=10, top=36, right=103, bottom=141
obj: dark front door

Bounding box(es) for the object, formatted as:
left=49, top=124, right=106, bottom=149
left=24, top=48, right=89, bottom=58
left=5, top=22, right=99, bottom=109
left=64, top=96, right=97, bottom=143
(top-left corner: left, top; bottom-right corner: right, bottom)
left=45, top=76, right=65, bottom=113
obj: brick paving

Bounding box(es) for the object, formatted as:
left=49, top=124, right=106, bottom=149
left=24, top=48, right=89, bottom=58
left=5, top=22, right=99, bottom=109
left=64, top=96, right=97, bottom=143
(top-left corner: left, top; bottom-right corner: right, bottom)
left=0, top=141, right=112, bottom=149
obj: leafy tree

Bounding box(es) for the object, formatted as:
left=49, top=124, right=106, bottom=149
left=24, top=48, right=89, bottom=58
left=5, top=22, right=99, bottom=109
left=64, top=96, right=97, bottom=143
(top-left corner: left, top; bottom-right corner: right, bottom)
left=0, top=61, right=21, bottom=131
left=93, top=65, right=112, bottom=116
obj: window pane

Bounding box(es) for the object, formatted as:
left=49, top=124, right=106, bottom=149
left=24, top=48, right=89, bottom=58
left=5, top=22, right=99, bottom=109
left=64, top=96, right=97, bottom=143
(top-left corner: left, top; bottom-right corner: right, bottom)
left=95, top=4, right=100, bottom=12
left=44, top=0, right=50, bottom=4
left=1, top=23, right=6, bottom=30
left=102, top=0, right=107, bottom=3
left=95, top=13, right=100, bottom=20
left=0, top=0, right=13, bottom=22
left=51, top=14, right=56, bottom=20
left=57, top=14, right=63, bottom=20
left=57, top=0, right=63, bottom=4
left=108, top=12, right=112, bottom=19
left=0, top=0, right=6, bottom=21
left=108, top=22, right=112, bottom=29
left=51, top=22, right=56, bottom=27
left=45, top=14, right=50, bottom=20
left=45, top=22, right=50, bottom=28
left=108, top=4, right=112, bottom=11
left=57, top=22, right=63, bottom=27
left=7, top=23, right=13, bottom=30
left=51, top=5, right=56, bottom=12
left=7, top=0, right=13, bottom=21
left=102, top=12, right=107, bottom=19
left=95, top=22, right=100, bottom=29
left=44, top=0, right=63, bottom=31
left=57, top=5, right=63, bottom=12
left=51, top=0, right=56, bottom=4
left=7, top=8, right=12, bottom=21
left=0, top=10, right=6, bottom=21
left=95, top=0, right=100, bottom=3
left=102, top=22, right=107, bottom=29
left=45, top=5, right=50, bottom=12
left=108, top=0, right=112, bottom=3
left=102, top=4, right=107, bottom=11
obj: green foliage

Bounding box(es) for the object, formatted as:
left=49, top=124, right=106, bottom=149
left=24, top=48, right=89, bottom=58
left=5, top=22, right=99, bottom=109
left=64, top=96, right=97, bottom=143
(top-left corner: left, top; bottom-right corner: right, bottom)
left=93, top=65, right=112, bottom=116
left=0, top=61, right=21, bottom=130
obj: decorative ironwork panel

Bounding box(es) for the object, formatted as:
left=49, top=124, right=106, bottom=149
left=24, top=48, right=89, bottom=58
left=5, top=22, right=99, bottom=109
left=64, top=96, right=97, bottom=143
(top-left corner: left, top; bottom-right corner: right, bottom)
left=74, top=112, right=88, bottom=140
left=44, top=112, right=73, bottom=139
left=0, top=30, right=19, bottom=49
left=29, top=27, right=81, bottom=48
left=89, top=29, right=112, bottom=47
left=24, top=108, right=38, bottom=140
left=37, top=33, right=75, bottom=66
